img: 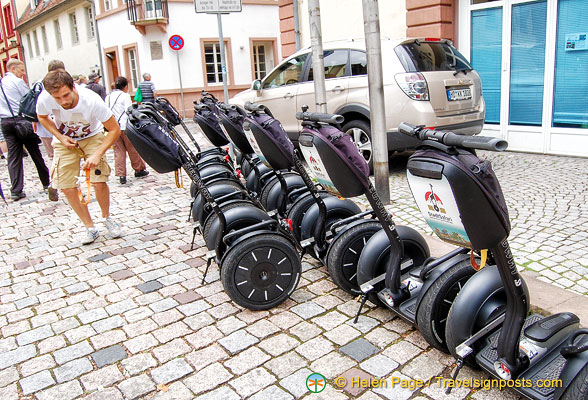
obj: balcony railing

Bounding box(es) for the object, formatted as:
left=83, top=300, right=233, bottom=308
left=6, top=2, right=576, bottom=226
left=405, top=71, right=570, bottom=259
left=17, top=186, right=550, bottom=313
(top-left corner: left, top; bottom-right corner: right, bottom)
left=127, top=0, right=169, bottom=33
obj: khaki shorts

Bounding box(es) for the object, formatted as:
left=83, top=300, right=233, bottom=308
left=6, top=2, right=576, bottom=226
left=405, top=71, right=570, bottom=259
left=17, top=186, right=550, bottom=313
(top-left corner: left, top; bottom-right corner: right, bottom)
left=51, top=133, right=111, bottom=189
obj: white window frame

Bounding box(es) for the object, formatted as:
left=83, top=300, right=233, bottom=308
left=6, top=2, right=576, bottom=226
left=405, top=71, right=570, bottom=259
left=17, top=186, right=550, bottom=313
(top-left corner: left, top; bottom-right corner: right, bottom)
left=86, top=7, right=95, bottom=39
left=54, top=19, right=63, bottom=50
left=70, top=12, right=79, bottom=45
left=128, top=48, right=139, bottom=88
left=252, top=42, right=274, bottom=81
left=41, top=25, right=49, bottom=54
left=32, top=29, right=40, bottom=57
left=26, top=33, right=33, bottom=58
left=204, top=42, right=226, bottom=85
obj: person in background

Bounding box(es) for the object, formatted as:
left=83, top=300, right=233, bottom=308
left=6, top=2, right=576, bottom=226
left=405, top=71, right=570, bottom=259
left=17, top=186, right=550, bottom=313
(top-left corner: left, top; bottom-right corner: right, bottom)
left=0, top=59, right=51, bottom=201
left=37, top=70, right=123, bottom=244
left=105, top=76, right=148, bottom=184
left=138, top=73, right=156, bottom=103
left=78, top=75, right=88, bottom=88
left=0, top=125, right=7, bottom=159
left=86, top=72, right=106, bottom=100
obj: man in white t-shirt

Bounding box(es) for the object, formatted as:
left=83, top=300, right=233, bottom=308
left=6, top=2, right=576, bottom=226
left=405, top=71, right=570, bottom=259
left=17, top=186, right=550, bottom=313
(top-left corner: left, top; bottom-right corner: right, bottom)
left=37, top=70, right=123, bottom=244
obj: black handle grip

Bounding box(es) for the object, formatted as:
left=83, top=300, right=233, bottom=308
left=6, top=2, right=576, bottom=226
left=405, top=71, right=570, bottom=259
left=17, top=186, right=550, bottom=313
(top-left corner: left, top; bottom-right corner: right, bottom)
left=398, top=122, right=508, bottom=152
left=193, top=103, right=207, bottom=112
left=295, top=111, right=344, bottom=124
left=218, top=103, right=237, bottom=111
left=244, top=102, right=274, bottom=118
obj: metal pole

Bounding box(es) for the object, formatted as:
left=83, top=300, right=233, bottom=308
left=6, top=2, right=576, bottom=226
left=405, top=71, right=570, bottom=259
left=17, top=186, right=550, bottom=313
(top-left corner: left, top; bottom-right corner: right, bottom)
left=293, top=0, right=301, bottom=51
left=88, top=0, right=106, bottom=88
left=176, top=51, right=186, bottom=118
left=216, top=13, right=230, bottom=102
left=308, top=0, right=327, bottom=113
left=362, top=0, right=390, bottom=204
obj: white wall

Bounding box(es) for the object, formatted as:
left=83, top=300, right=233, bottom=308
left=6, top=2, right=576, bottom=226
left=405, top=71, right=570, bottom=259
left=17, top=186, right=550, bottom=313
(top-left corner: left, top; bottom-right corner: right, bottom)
left=297, top=0, right=406, bottom=47
left=20, top=5, right=100, bottom=84
left=97, top=3, right=281, bottom=91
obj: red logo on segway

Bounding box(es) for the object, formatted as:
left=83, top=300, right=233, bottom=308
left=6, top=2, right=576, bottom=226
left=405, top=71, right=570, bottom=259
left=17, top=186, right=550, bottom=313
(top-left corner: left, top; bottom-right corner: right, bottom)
left=425, top=184, right=446, bottom=214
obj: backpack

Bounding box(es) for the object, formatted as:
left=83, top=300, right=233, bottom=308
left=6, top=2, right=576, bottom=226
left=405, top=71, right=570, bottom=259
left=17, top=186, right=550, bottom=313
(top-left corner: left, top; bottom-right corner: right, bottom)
left=19, top=82, right=43, bottom=122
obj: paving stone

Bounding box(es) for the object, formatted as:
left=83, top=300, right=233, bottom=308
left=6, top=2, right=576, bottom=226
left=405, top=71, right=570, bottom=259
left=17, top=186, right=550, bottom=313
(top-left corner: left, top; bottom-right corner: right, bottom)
left=246, top=319, right=280, bottom=338
left=0, top=337, right=17, bottom=352
left=184, top=312, right=215, bottom=331
left=92, top=315, right=126, bottom=333
left=290, top=302, right=325, bottom=319
left=153, top=338, right=191, bottom=363
left=121, top=353, right=158, bottom=376
left=382, top=340, right=422, bottom=365
left=401, top=352, right=445, bottom=381
left=0, top=367, right=19, bottom=387
left=51, top=317, right=80, bottom=334
left=19, top=370, right=55, bottom=395
left=152, top=308, right=184, bottom=326
left=149, top=298, right=179, bottom=313
left=289, top=321, right=323, bottom=341
left=117, top=374, right=156, bottom=400
left=229, top=367, right=276, bottom=397
left=218, top=329, right=260, bottom=355
left=295, top=336, right=334, bottom=361
left=54, top=341, right=93, bottom=365
left=124, top=333, right=159, bottom=354
left=79, top=308, right=108, bottom=324
left=185, top=326, right=223, bottom=350
left=15, top=296, right=39, bottom=309
left=173, top=290, right=201, bottom=304
left=16, top=325, right=53, bottom=345
left=151, top=358, right=194, bottom=384
left=323, top=323, right=362, bottom=346
left=217, top=315, right=247, bottom=335
left=337, top=367, right=372, bottom=397
left=0, top=344, right=37, bottom=369
left=310, top=352, right=356, bottom=379
left=264, top=351, right=306, bottom=379
left=39, top=336, right=67, bottom=354
left=110, top=270, right=135, bottom=281
left=20, top=354, right=56, bottom=377
left=249, top=385, right=294, bottom=400
left=224, top=346, right=271, bottom=375
left=0, top=383, right=18, bottom=400
left=65, top=282, right=90, bottom=294
left=360, top=354, right=399, bottom=377
left=81, top=364, right=124, bottom=391
left=372, top=371, right=416, bottom=400
left=183, top=362, right=233, bottom=394
left=364, top=327, right=401, bottom=349
left=194, top=386, right=240, bottom=400
left=177, top=300, right=210, bottom=316
left=54, top=358, right=94, bottom=383
left=106, top=299, right=137, bottom=316
left=346, top=315, right=379, bottom=333
left=92, top=344, right=128, bottom=368
left=340, top=338, right=379, bottom=362
left=65, top=325, right=96, bottom=343
left=153, top=321, right=191, bottom=343
left=137, top=280, right=163, bottom=293
left=258, top=333, right=299, bottom=356
left=36, top=380, right=84, bottom=400
left=279, top=367, right=312, bottom=399
left=91, top=329, right=127, bottom=349
left=312, top=310, right=349, bottom=331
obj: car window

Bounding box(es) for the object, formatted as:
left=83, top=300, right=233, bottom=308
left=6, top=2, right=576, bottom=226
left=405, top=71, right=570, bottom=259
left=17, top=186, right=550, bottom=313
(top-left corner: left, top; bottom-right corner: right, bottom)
left=308, top=49, right=349, bottom=81
left=396, top=41, right=473, bottom=72
left=262, top=54, right=308, bottom=89
left=350, top=50, right=367, bottom=76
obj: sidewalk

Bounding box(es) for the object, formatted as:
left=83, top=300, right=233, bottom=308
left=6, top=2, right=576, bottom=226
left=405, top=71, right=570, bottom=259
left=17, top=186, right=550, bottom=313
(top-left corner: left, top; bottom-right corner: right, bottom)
left=0, top=124, right=586, bottom=400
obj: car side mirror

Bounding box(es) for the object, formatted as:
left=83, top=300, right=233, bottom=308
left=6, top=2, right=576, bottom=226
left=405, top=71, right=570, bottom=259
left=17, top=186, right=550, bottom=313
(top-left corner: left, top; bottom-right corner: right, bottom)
left=252, top=80, right=262, bottom=92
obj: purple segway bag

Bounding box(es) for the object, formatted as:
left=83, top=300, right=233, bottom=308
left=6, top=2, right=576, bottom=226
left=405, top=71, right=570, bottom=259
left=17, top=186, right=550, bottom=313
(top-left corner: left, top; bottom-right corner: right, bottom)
left=244, top=112, right=295, bottom=170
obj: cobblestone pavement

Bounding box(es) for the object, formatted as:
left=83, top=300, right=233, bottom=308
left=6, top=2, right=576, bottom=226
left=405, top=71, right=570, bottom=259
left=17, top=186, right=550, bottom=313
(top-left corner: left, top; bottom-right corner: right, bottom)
left=0, top=124, right=586, bottom=399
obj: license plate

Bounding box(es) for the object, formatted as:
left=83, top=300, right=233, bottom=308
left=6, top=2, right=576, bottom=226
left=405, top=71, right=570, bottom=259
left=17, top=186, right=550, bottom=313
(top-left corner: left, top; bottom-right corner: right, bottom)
left=447, top=88, right=472, bottom=101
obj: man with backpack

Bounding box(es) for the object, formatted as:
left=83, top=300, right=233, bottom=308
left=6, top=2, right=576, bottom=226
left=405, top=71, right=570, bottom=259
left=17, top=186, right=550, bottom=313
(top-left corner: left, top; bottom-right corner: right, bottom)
left=0, top=59, right=51, bottom=201
left=86, top=72, right=106, bottom=100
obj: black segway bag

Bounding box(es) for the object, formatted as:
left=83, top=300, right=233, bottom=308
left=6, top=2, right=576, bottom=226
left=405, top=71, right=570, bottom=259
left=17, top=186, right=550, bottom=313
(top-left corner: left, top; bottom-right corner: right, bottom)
left=193, top=105, right=230, bottom=147
left=244, top=112, right=295, bottom=170
left=154, top=97, right=182, bottom=126
left=218, top=107, right=254, bottom=155
left=406, top=148, right=510, bottom=250
left=126, top=114, right=183, bottom=174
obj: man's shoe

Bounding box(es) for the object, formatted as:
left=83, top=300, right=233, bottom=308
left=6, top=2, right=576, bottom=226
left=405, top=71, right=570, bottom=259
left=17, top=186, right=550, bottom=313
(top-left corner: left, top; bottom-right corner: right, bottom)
left=134, top=170, right=149, bottom=178
left=104, top=217, right=122, bottom=238
left=119, top=176, right=127, bottom=184
left=10, top=192, right=26, bottom=201
left=48, top=187, right=59, bottom=202
left=82, top=227, right=99, bottom=245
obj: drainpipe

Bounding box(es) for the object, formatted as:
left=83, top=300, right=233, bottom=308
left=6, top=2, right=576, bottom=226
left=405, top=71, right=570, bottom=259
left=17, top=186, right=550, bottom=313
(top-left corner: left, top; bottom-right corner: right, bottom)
left=293, top=0, right=300, bottom=50
left=87, top=0, right=106, bottom=88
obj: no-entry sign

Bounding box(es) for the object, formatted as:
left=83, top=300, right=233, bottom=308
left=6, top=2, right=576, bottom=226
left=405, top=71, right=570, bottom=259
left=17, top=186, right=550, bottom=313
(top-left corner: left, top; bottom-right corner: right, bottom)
left=169, top=35, right=184, bottom=51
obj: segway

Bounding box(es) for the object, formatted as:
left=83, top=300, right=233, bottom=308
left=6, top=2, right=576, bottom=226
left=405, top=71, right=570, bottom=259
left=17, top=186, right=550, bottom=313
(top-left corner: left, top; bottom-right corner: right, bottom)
left=298, top=114, right=483, bottom=352
left=397, top=123, right=588, bottom=399
left=126, top=105, right=301, bottom=310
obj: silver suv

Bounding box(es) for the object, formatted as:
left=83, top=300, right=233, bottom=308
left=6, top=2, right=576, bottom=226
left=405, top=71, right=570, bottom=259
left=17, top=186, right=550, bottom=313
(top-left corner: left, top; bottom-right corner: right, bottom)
left=231, top=38, right=485, bottom=167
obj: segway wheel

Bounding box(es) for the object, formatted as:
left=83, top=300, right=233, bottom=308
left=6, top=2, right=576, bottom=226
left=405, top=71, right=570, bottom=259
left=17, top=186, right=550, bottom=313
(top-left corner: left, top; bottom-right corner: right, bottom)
left=221, top=234, right=301, bottom=310
left=415, top=259, right=476, bottom=352
left=202, top=201, right=259, bottom=247
left=560, top=362, right=588, bottom=400
left=286, top=192, right=329, bottom=242
left=326, top=220, right=381, bottom=295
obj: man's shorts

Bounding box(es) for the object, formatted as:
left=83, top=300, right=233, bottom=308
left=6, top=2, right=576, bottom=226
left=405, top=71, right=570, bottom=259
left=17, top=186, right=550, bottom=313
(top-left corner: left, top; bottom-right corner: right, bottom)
left=51, top=133, right=111, bottom=189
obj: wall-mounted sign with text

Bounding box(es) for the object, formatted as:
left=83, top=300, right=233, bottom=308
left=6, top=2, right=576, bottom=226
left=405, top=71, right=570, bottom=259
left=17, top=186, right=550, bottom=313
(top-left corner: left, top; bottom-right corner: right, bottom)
left=565, top=33, right=587, bottom=51
left=195, top=0, right=242, bottom=13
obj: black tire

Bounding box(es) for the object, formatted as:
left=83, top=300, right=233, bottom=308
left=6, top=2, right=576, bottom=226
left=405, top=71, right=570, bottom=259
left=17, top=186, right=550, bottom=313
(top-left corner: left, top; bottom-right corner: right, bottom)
left=286, top=192, right=328, bottom=242
left=415, top=259, right=477, bottom=352
left=327, top=221, right=382, bottom=295
left=259, top=172, right=302, bottom=211
left=202, top=201, right=258, bottom=247
left=560, top=362, right=588, bottom=400
left=221, top=234, right=301, bottom=310
left=356, top=226, right=430, bottom=307
left=192, top=180, right=245, bottom=225
left=342, top=119, right=373, bottom=172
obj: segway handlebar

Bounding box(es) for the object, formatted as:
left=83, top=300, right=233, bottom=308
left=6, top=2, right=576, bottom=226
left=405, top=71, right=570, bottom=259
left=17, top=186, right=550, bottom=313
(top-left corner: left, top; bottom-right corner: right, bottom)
left=244, top=102, right=274, bottom=118
left=295, top=111, right=344, bottom=124
left=398, top=122, right=508, bottom=152
left=218, top=103, right=237, bottom=112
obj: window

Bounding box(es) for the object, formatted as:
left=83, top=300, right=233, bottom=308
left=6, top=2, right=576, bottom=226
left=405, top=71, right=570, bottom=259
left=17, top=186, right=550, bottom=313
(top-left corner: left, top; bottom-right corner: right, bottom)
left=204, top=42, right=229, bottom=84
left=32, top=29, right=40, bottom=56
left=3, top=4, right=14, bottom=37
left=104, top=0, right=111, bottom=11
left=350, top=50, right=367, bottom=76
left=262, top=54, right=307, bottom=88
left=144, top=0, right=163, bottom=18
left=54, top=19, right=63, bottom=49
left=70, top=12, right=79, bottom=44
left=26, top=34, right=33, bottom=58
left=128, top=48, right=139, bottom=88
left=252, top=42, right=274, bottom=80
left=41, top=26, right=49, bottom=54
left=308, top=49, right=348, bottom=81
left=86, top=7, right=95, bottom=39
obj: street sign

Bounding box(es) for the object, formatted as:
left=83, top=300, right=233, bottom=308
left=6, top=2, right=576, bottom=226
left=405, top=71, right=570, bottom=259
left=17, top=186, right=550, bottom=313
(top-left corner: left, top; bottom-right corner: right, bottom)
left=168, top=35, right=184, bottom=51
left=195, top=0, right=242, bottom=13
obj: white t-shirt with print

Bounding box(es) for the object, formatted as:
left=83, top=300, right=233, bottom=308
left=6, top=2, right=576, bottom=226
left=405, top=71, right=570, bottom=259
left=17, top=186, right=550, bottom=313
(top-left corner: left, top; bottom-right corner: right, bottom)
left=36, top=86, right=112, bottom=141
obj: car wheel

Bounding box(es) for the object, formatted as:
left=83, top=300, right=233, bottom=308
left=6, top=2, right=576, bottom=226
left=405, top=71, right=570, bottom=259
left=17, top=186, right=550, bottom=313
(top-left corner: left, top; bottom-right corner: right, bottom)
left=343, top=119, right=373, bottom=172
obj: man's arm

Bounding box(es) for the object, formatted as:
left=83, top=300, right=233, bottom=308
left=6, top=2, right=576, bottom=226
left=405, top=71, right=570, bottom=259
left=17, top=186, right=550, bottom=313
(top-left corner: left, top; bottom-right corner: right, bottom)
left=151, top=82, right=157, bottom=98
left=82, top=115, right=122, bottom=169
left=37, top=114, right=76, bottom=148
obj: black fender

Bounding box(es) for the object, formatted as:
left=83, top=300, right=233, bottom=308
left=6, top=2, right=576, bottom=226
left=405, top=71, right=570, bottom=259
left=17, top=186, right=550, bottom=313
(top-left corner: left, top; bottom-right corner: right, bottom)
left=199, top=163, right=235, bottom=181
left=325, top=218, right=380, bottom=263
left=221, top=229, right=299, bottom=264
left=246, top=163, right=275, bottom=193
left=205, top=205, right=271, bottom=258
left=445, top=265, right=530, bottom=350
left=356, top=225, right=430, bottom=285
left=554, top=336, right=588, bottom=400
left=299, top=196, right=362, bottom=240
left=262, top=173, right=308, bottom=211
left=192, top=183, right=247, bottom=224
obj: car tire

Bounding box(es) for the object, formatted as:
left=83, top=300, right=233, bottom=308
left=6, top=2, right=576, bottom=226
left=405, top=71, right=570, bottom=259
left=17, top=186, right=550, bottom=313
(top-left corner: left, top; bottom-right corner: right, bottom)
left=342, top=119, right=373, bottom=172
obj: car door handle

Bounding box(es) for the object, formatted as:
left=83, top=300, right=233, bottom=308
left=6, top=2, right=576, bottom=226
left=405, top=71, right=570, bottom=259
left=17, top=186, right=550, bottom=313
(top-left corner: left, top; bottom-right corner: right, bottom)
left=284, top=93, right=294, bottom=99
left=332, top=86, right=345, bottom=93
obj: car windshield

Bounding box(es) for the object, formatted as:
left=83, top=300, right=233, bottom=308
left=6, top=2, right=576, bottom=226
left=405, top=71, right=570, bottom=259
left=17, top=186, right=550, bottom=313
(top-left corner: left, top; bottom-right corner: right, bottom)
left=396, top=41, right=473, bottom=72
left=262, top=54, right=308, bottom=89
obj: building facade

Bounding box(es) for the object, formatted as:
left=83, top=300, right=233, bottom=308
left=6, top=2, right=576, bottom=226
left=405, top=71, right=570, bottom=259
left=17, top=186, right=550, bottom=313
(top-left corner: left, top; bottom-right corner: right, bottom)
left=95, top=0, right=281, bottom=115
left=15, top=0, right=101, bottom=84
left=0, top=0, right=25, bottom=75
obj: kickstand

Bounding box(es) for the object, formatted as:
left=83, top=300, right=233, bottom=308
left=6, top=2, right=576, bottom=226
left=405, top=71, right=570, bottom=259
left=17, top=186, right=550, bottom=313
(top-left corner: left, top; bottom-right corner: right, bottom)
left=446, top=358, right=465, bottom=395
left=201, top=258, right=213, bottom=285
left=187, top=200, right=194, bottom=222
left=353, top=294, right=368, bottom=324
left=190, top=227, right=198, bottom=251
